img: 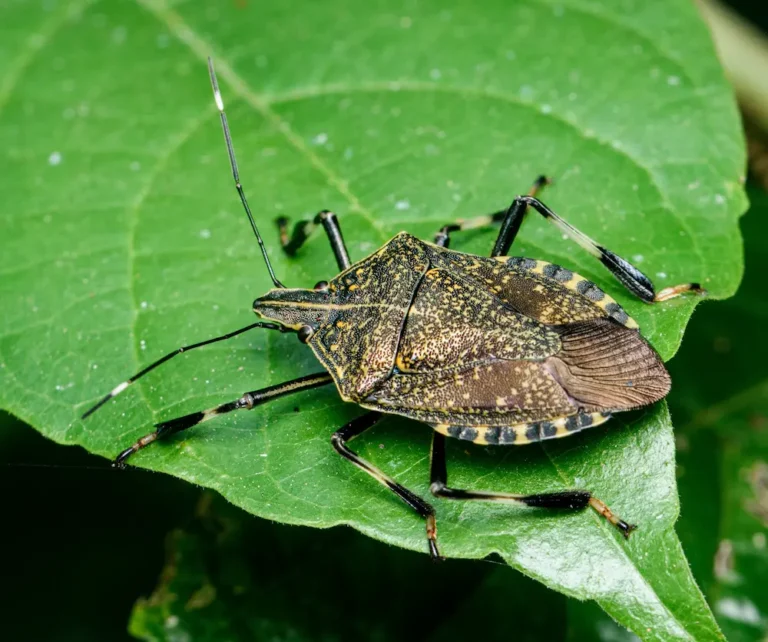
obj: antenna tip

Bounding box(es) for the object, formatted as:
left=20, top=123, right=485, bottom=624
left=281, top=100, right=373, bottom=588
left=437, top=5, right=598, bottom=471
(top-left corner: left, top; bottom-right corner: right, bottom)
left=207, top=57, right=225, bottom=112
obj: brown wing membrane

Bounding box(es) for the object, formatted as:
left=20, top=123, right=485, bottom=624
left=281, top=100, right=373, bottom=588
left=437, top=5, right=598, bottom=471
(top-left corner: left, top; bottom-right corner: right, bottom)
left=545, top=318, right=670, bottom=410
left=364, top=316, right=669, bottom=425
left=364, top=359, right=576, bottom=425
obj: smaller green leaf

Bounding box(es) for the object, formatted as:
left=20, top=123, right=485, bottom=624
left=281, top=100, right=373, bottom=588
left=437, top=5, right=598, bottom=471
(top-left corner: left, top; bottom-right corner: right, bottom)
left=129, top=493, right=565, bottom=642
left=671, top=186, right=768, bottom=642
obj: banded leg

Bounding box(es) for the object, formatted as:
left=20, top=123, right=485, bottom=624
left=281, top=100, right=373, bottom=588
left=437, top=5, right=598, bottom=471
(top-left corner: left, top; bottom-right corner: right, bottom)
left=491, top=193, right=703, bottom=303
left=433, top=176, right=549, bottom=248
left=429, top=432, right=636, bottom=538
left=81, top=321, right=286, bottom=419
left=276, top=210, right=351, bottom=270
left=114, top=372, right=333, bottom=467
left=332, top=413, right=442, bottom=560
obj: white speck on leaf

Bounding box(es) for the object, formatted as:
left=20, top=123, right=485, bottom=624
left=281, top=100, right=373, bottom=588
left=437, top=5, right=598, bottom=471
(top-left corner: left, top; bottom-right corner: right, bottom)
left=656, top=272, right=667, bottom=279
left=395, top=199, right=410, bottom=211
left=667, top=75, right=680, bottom=86
left=199, top=228, right=211, bottom=239
left=633, top=254, right=644, bottom=263
left=140, top=301, right=148, bottom=309
left=714, top=194, right=725, bottom=204
left=48, top=151, right=62, bottom=166
left=541, top=104, right=552, bottom=114
left=111, top=26, right=127, bottom=44
left=312, top=132, right=328, bottom=145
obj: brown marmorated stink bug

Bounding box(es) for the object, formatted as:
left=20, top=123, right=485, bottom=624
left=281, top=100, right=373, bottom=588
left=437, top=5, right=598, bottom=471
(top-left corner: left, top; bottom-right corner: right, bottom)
left=82, top=59, right=704, bottom=560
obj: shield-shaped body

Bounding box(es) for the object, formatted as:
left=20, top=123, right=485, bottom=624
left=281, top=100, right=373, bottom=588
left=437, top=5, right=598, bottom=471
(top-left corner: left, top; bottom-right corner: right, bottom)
left=254, top=232, right=669, bottom=446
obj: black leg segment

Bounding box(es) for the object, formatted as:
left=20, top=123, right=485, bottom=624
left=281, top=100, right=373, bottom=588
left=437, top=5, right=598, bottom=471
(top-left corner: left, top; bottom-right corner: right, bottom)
left=432, top=175, right=701, bottom=304
left=113, top=372, right=334, bottom=468
left=491, top=194, right=703, bottom=304
left=429, top=432, right=635, bottom=537
left=332, top=413, right=442, bottom=560
left=81, top=321, right=286, bottom=419
left=277, top=210, right=351, bottom=270
left=432, top=176, right=549, bottom=249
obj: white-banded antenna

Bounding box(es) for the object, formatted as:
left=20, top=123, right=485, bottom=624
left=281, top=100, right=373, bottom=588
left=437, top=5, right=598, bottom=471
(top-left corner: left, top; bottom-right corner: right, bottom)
left=207, top=57, right=284, bottom=288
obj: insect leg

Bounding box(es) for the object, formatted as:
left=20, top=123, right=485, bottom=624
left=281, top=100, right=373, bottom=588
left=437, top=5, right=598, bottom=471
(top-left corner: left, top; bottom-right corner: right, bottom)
left=81, top=322, right=286, bottom=419
left=114, top=372, right=333, bottom=468
left=433, top=176, right=549, bottom=248
left=276, top=210, right=351, bottom=270
left=493, top=194, right=704, bottom=303
left=332, top=413, right=442, bottom=560
left=429, top=432, right=636, bottom=538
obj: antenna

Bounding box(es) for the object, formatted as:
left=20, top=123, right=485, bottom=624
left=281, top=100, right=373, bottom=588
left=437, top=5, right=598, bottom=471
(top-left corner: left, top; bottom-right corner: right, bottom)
left=207, top=57, right=284, bottom=288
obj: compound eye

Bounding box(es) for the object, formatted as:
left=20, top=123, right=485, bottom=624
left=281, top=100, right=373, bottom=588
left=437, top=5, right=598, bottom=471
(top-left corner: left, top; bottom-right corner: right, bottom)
left=297, top=325, right=314, bottom=343
left=314, top=280, right=329, bottom=291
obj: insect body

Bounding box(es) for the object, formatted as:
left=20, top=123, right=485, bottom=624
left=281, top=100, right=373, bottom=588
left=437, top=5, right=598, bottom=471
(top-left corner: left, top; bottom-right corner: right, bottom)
left=82, top=60, right=703, bottom=560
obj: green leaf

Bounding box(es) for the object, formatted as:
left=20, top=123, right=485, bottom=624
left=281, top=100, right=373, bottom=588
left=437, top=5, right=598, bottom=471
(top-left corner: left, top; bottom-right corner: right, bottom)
left=0, top=0, right=745, bottom=639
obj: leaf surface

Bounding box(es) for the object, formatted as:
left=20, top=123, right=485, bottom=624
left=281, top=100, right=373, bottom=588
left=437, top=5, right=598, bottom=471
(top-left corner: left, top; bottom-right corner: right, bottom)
left=0, top=0, right=746, bottom=639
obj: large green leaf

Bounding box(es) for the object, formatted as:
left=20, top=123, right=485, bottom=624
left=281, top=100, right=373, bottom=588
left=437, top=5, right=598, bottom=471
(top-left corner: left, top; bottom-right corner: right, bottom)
left=0, top=0, right=746, bottom=639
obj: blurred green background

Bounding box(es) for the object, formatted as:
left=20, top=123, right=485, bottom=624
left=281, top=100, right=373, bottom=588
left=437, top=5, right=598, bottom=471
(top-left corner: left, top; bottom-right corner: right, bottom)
left=2, top=1, right=767, bottom=640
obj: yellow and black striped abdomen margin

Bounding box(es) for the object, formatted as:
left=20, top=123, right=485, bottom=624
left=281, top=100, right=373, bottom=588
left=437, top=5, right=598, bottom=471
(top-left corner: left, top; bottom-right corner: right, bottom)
left=432, top=412, right=612, bottom=446
left=500, top=257, right=639, bottom=329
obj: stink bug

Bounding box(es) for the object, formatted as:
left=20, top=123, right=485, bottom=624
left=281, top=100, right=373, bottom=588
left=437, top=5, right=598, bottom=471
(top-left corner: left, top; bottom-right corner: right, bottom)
left=82, top=59, right=704, bottom=560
